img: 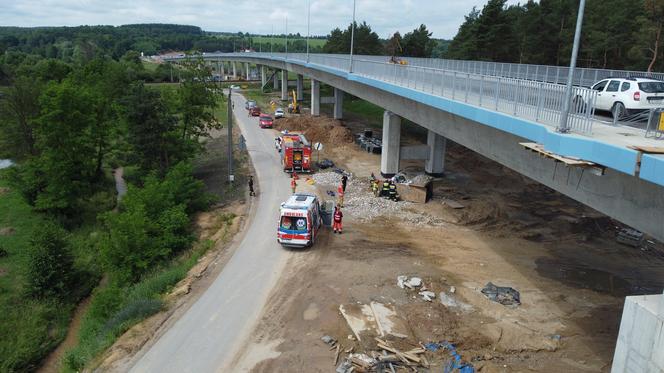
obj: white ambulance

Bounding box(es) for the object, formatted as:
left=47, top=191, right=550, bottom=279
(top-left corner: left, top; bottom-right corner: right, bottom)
left=277, top=193, right=322, bottom=248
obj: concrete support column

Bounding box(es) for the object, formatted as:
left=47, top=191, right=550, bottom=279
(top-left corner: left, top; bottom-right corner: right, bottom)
left=381, top=111, right=401, bottom=177
left=281, top=70, right=288, bottom=101
left=273, top=70, right=279, bottom=90
left=425, top=130, right=446, bottom=176
left=220, top=62, right=225, bottom=81
left=333, top=87, right=344, bottom=120
left=232, top=62, right=237, bottom=79
left=260, top=65, right=267, bottom=87
left=245, top=62, right=250, bottom=80
left=296, top=74, right=304, bottom=101
left=311, top=79, right=320, bottom=116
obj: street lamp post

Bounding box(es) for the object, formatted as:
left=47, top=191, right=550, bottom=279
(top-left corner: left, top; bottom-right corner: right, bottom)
left=306, top=0, right=311, bottom=62
left=558, top=0, right=586, bottom=133
left=349, top=0, right=356, bottom=73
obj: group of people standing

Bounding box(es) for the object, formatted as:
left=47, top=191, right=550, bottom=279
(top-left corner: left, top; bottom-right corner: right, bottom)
left=250, top=171, right=347, bottom=234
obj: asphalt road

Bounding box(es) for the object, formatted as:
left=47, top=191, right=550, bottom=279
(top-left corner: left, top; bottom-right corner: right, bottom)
left=129, top=91, right=291, bottom=373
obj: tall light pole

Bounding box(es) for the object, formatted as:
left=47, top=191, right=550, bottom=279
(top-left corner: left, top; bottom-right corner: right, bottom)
left=285, top=15, right=289, bottom=57
left=349, top=0, right=356, bottom=73
left=558, top=0, right=586, bottom=133
left=227, top=85, right=234, bottom=183
left=306, top=0, right=311, bottom=62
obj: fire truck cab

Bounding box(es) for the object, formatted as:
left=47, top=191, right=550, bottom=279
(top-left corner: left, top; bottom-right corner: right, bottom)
left=277, top=193, right=322, bottom=248
left=280, top=133, right=312, bottom=173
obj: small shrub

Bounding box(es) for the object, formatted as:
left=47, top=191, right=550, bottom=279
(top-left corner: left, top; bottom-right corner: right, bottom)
left=25, top=223, right=76, bottom=300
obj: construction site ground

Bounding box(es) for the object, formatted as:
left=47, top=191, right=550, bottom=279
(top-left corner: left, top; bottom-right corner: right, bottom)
left=230, top=109, right=664, bottom=372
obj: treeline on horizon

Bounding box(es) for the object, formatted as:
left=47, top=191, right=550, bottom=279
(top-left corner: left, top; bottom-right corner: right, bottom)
left=1, top=0, right=663, bottom=74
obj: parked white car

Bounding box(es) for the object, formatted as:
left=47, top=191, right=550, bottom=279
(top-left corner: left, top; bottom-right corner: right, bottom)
left=590, top=77, right=664, bottom=118
left=274, top=108, right=285, bottom=119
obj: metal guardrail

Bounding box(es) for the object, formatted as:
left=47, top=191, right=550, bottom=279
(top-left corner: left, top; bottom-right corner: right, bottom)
left=189, top=52, right=598, bottom=134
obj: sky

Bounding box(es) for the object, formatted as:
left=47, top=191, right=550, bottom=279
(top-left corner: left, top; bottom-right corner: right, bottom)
left=0, top=0, right=522, bottom=40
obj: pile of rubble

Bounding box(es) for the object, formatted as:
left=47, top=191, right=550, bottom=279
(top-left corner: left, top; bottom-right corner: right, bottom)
left=311, top=172, right=445, bottom=226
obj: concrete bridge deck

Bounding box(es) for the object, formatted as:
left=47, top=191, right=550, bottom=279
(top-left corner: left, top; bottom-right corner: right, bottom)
left=165, top=52, right=664, bottom=242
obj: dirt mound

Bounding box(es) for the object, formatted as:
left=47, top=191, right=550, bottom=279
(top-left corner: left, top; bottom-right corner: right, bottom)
left=275, top=115, right=353, bottom=146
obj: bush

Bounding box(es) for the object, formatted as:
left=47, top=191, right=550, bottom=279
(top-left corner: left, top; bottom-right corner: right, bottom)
left=25, top=223, right=76, bottom=300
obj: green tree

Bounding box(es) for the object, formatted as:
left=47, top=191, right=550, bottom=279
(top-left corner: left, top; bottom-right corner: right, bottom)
left=100, top=162, right=204, bottom=284
left=25, top=223, right=76, bottom=299
left=0, top=77, right=41, bottom=159
left=402, top=25, right=435, bottom=57
left=123, top=82, right=182, bottom=173
left=631, top=0, right=664, bottom=71
left=385, top=32, right=403, bottom=57
left=322, top=22, right=383, bottom=55
left=447, top=7, right=481, bottom=60
left=178, top=57, right=220, bottom=154
left=11, top=79, right=99, bottom=215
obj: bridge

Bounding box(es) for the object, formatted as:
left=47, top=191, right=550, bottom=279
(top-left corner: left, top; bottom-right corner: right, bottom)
left=165, top=52, right=664, bottom=242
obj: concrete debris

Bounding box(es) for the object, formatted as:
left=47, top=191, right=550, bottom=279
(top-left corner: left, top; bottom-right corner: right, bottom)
left=616, top=228, right=644, bottom=247
left=335, top=360, right=353, bottom=373
left=314, top=172, right=445, bottom=226
left=481, top=282, right=521, bottom=306
left=419, top=291, right=436, bottom=301
left=322, top=335, right=336, bottom=345
left=397, top=275, right=408, bottom=289
left=405, top=277, right=422, bottom=289
left=439, top=292, right=474, bottom=312
left=450, top=286, right=456, bottom=293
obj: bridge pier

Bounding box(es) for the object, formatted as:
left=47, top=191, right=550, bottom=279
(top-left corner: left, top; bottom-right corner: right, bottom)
left=273, top=70, right=279, bottom=90
left=425, top=130, right=446, bottom=176
left=232, top=62, right=237, bottom=79
left=220, top=61, right=225, bottom=81
left=281, top=70, right=288, bottom=101
left=311, top=79, right=320, bottom=116
left=381, top=111, right=401, bottom=177
left=245, top=62, right=250, bottom=80
left=296, top=74, right=304, bottom=101
left=334, top=88, right=344, bottom=120
left=260, top=65, right=266, bottom=87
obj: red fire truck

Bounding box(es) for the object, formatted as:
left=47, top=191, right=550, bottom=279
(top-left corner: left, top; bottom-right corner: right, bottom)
left=280, top=133, right=312, bottom=173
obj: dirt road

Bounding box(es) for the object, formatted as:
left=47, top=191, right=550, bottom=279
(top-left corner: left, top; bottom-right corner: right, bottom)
left=128, top=92, right=293, bottom=373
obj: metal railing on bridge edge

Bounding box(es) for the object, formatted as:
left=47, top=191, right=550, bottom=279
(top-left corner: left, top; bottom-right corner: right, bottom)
left=192, top=52, right=598, bottom=134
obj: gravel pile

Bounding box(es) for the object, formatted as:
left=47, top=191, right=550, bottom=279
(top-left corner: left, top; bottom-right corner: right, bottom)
left=312, top=171, right=345, bottom=185
left=313, top=172, right=445, bottom=226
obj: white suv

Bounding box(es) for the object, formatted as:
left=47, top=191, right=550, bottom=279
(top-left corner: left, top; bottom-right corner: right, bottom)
left=590, top=77, right=664, bottom=118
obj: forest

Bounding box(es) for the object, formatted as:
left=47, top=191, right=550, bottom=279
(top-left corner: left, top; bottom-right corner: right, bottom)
left=445, top=0, right=664, bottom=72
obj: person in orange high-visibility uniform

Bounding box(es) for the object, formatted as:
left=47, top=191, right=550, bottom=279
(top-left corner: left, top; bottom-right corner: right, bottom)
left=333, top=205, right=343, bottom=234
left=291, top=175, right=297, bottom=194
left=337, top=182, right=344, bottom=207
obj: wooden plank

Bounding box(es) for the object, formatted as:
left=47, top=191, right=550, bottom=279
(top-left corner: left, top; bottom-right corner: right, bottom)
left=520, top=142, right=595, bottom=166
left=442, top=198, right=465, bottom=209
left=628, top=145, right=664, bottom=154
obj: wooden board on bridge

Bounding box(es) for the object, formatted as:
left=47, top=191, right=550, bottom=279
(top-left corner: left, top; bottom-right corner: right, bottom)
left=520, top=142, right=597, bottom=167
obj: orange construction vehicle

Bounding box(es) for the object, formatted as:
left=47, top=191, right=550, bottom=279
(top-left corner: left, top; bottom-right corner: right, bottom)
left=280, top=133, right=312, bottom=173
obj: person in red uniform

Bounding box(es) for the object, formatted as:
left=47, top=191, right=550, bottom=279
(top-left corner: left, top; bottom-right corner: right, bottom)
left=333, top=205, right=343, bottom=234
left=337, top=182, right=344, bottom=207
